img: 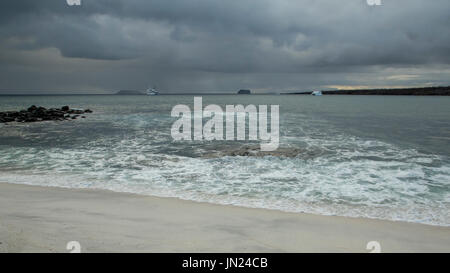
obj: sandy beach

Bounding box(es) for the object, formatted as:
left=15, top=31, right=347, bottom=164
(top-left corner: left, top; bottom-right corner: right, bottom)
left=0, top=182, right=449, bottom=253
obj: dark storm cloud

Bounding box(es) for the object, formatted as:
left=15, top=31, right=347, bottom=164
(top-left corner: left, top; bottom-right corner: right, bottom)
left=0, top=0, right=449, bottom=92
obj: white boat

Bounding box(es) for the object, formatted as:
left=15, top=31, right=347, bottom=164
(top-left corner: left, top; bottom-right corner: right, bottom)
left=311, top=91, right=322, bottom=96
left=146, top=86, right=159, bottom=96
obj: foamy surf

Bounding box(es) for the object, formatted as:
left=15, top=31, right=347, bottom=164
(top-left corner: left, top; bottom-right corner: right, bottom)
left=0, top=134, right=449, bottom=226
left=0, top=95, right=449, bottom=227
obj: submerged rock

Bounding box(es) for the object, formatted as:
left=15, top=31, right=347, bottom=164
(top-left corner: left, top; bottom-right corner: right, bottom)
left=204, top=145, right=304, bottom=158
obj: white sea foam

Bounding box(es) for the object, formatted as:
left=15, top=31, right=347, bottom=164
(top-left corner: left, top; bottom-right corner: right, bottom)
left=0, top=132, right=449, bottom=226
left=1, top=100, right=449, bottom=226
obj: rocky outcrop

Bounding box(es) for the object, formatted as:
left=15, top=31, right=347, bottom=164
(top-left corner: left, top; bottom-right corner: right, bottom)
left=0, top=106, right=93, bottom=124
left=238, top=89, right=251, bottom=95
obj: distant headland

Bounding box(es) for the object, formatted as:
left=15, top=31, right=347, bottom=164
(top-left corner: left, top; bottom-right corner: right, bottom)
left=283, top=86, right=450, bottom=96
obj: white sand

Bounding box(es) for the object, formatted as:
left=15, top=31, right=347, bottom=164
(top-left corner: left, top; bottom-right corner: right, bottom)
left=0, top=182, right=449, bottom=253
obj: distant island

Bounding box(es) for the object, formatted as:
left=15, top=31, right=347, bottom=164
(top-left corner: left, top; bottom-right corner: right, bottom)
left=283, top=86, right=450, bottom=96
left=115, top=90, right=145, bottom=95
left=238, top=89, right=251, bottom=95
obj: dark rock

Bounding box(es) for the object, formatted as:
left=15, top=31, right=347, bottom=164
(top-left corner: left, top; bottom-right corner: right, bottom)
left=116, top=90, right=145, bottom=95
left=1, top=106, right=93, bottom=123
left=204, top=145, right=304, bottom=158
left=53, top=111, right=64, bottom=118
left=3, top=111, right=17, bottom=118
left=238, top=89, right=251, bottom=95
left=69, top=109, right=83, bottom=114
left=28, top=105, right=37, bottom=112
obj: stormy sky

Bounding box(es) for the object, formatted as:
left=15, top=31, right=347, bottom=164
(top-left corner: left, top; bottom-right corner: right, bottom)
left=0, top=0, right=449, bottom=94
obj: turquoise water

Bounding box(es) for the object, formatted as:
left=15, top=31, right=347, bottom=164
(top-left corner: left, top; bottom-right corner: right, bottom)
left=0, top=95, right=449, bottom=226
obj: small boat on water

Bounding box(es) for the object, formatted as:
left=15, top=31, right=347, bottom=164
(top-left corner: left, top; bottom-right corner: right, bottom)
left=146, top=86, right=159, bottom=96
left=311, top=91, right=322, bottom=96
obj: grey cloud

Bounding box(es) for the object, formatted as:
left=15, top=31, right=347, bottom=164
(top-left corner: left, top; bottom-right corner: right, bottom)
left=0, top=0, right=449, bottom=92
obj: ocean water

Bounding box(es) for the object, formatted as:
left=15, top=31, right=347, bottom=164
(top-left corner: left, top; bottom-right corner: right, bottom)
left=0, top=95, right=449, bottom=226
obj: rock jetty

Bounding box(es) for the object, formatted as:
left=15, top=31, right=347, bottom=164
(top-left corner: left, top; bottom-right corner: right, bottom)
left=0, top=106, right=93, bottom=124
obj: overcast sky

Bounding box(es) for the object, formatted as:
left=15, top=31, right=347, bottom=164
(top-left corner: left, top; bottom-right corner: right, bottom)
left=0, top=0, right=449, bottom=94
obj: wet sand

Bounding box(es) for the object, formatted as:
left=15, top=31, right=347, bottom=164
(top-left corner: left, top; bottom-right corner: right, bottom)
left=0, top=182, right=449, bottom=253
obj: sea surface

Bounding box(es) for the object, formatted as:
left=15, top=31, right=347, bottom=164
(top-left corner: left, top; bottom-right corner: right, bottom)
left=0, top=95, right=449, bottom=226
